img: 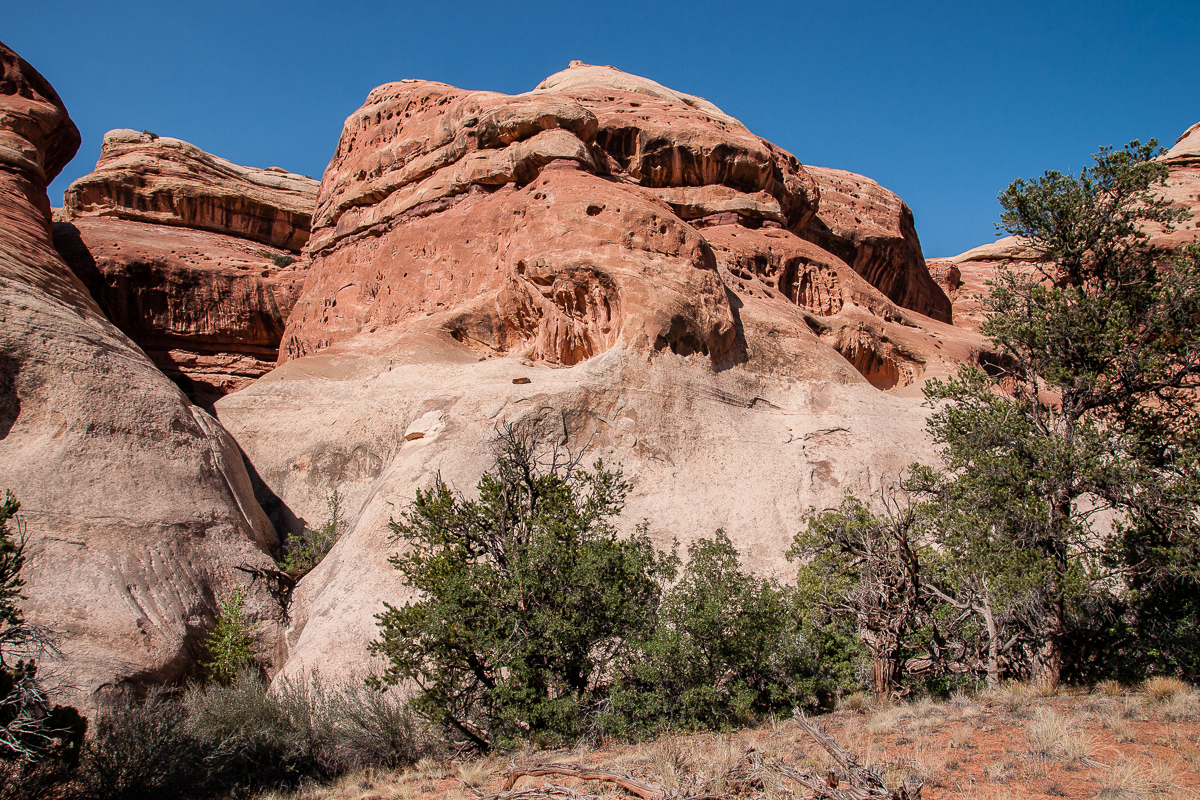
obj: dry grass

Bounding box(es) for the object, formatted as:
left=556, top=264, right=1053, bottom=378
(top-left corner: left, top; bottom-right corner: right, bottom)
left=1092, top=755, right=1176, bottom=798
left=1161, top=689, right=1200, bottom=722
left=458, top=760, right=492, bottom=787
left=256, top=682, right=1200, bottom=800
left=1143, top=676, right=1190, bottom=703
left=946, top=725, right=973, bottom=749
left=1095, top=679, right=1126, bottom=697
left=839, top=691, right=871, bottom=713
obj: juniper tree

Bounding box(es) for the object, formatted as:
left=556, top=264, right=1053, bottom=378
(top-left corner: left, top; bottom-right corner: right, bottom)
left=916, top=141, right=1200, bottom=686
left=371, top=421, right=675, bottom=750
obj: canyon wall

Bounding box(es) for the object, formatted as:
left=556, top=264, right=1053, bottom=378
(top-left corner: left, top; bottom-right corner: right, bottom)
left=0, top=41, right=283, bottom=706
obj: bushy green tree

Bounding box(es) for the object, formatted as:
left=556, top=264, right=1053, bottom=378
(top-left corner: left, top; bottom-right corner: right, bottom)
left=199, top=589, right=257, bottom=685
left=610, top=530, right=849, bottom=733
left=371, top=422, right=676, bottom=750
left=915, top=141, right=1200, bottom=686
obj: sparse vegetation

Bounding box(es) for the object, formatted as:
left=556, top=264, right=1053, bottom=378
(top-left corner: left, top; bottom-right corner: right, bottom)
left=0, top=491, right=86, bottom=796
left=280, top=490, right=347, bottom=578
left=199, top=588, right=257, bottom=685
left=272, top=253, right=298, bottom=268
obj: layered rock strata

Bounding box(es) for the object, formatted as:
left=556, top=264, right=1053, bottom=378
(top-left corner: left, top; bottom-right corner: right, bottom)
left=64, top=129, right=318, bottom=250
left=57, top=131, right=319, bottom=404
left=0, top=42, right=281, bottom=706
left=216, top=62, right=985, bottom=682
left=800, top=166, right=952, bottom=324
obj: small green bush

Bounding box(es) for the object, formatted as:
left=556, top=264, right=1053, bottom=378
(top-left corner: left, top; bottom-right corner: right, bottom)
left=271, top=253, right=298, bottom=268
left=73, top=670, right=428, bottom=798
left=199, top=589, right=256, bottom=685
left=183, top=668, right=429, bottom=790
left=280, top=491, right=346, bottom=578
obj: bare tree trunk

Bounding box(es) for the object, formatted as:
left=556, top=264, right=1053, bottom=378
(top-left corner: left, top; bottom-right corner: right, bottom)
left=872, top=655, right=897, bottom=700
left=1032, top=596, right=1063, bottom=689
left=981, top=589, right=1000, bottom=690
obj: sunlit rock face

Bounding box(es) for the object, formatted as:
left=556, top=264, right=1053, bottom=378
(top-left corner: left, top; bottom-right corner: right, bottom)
left=55, top=131, right=319, bottom=405
left=210, top=62, right=983, bottom=683
left=927, top=120, right=1200, bottom=332
left=0, top=41, right=282, bottom=707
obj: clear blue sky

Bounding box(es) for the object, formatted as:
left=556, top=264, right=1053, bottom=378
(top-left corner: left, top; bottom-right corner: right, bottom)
left=8, top=1, right=1198, bottom=257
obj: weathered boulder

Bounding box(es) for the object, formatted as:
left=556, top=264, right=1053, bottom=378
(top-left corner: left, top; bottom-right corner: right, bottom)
left=799, top=166, right=953, bottom=323
left=215, top=62, right=983, bottom=683
left=63, top=129, right=318, bottom=251
left=56, top=134, right=318, bottom=405
left=0, top=41, right=281, bottom=707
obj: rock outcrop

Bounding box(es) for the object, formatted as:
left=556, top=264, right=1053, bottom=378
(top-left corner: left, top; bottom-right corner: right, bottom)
left=214, top=62, right=984, bottom=683
left=64, top=129, right=318, bottom=251
left=0, top=41, right=282, bottom=706
left=800, top=166, right=953, bottom=324
left=56, top=132, right=318, bottom=404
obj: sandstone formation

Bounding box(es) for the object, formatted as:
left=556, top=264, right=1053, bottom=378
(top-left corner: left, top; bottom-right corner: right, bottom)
left=214, top=62, right=986, bottom=683
left=800, top=166, right=953, bottom=324
left=55, top=132, right=319, bottom=405
left=64, top=129, right=319, bottom=251
left=0, top=42, right=282, bottom=706
left=1149, top=123, right=1200, bottom=251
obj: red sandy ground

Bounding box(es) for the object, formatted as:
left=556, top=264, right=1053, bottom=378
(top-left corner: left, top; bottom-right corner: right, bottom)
left=277, top=684, right=1200, bottom=800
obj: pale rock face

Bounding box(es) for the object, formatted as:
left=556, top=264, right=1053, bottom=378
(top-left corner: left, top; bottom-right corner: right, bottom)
left=0, top=41, right=281, bottom=707
left=214, top=63, right=986, bottom=684
left=64, top=129, right=319, bottom=251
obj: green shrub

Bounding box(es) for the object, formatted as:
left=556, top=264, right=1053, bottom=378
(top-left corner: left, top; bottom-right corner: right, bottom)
left=271, top=253, right=298, bottom=268
left=605, top=531, right=854, bottom=736
left=280, top=490, right=346, bottom=578
left=199, top=589, right=256, bottom=685
left=71, top=669, right=428, bottom=798
left=371, top=421, right=676, bottom=750
left=76, top=689, right=201, bottom=800
left=184, top=668, right=428, bottom=789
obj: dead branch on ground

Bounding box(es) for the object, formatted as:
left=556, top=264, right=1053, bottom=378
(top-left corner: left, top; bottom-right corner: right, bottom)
left=484, top=711, right=921, bottom=800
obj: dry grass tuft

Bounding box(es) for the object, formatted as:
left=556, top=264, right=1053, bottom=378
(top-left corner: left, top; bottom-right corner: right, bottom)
left=840, top=691, right=871, bottom=713
left=1143, top=676, right=1190, bottom=703
left=947, top=725, right=974, bottom=749
left=1159, top=689, right=1200, bottom=722
left=867, top=705, right=904, bottom=735
left=457, top=760, right=491, bottom=787
left=414, top=756, right=445, bottom=780
left=1025, top=707, right=1094, bottom=763
left=1092, top=755, right=1175, bottom=799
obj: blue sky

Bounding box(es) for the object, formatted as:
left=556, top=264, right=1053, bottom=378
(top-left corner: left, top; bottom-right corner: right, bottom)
left=8, top=1, right=1198, bottom=257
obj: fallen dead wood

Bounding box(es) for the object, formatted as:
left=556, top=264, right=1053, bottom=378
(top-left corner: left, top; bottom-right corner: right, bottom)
left=488, top=711, right=922, bottom=800
left=502, top=764, right=661, bottom=800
